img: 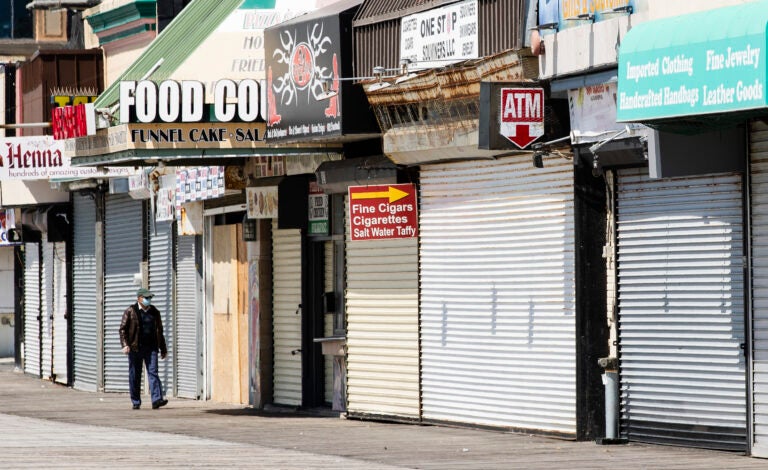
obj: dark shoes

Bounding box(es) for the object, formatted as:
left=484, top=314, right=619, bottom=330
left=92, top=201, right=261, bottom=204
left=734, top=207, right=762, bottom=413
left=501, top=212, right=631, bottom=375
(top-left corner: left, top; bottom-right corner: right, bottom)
left=151, top=399, right=168, bottom=409
left=132, top=404, right=140, bottom=410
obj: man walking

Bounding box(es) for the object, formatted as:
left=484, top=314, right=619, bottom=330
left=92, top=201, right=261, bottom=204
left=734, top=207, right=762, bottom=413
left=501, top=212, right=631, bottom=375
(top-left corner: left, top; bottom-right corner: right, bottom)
left=119, top=287, right=168, bottom=410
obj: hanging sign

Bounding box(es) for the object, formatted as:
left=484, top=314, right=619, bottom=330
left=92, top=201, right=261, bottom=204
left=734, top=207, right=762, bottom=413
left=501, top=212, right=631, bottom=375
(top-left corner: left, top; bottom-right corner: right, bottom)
left=246, top=186, right=279, bottom=219
left=348, top=183, right=418, bottom=241
left=499, top=87, right=545, bottom=149
left=308, top=181, right=328, bottom=235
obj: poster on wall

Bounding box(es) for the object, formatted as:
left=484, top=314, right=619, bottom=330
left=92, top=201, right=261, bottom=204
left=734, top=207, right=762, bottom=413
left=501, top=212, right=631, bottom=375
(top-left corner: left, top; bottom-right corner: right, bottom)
left=246, top=186, right=279, bottom=219
left=265, top=14, right=343, bottom=141
left=308, top=181, right=328, bottom=235
left=0, top=209, right=20, bottom=246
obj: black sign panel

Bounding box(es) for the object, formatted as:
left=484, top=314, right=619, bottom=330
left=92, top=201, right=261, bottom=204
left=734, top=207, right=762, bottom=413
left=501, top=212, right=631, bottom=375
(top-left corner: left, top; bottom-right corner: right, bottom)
left=265, top=15, right=343, bottom=142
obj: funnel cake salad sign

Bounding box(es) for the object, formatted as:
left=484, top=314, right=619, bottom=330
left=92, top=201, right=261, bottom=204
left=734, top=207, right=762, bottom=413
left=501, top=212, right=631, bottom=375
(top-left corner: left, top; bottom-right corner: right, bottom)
left=265, top=14, right=343, bottom=141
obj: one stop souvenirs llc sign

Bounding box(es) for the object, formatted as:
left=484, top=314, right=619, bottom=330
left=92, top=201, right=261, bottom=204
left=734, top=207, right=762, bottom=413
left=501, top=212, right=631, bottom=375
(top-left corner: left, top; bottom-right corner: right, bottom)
left=348, top=183, right=418, bottom=241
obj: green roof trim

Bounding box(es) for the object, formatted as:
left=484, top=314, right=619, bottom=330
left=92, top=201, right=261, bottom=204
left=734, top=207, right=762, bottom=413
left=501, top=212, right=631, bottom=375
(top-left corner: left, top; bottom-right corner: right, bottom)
left=86, top=0, right=157, bottom=34
left=241, top=0, right=275, bottom=8
left=98, top=24, right=157, bottom=45
left=94, top=0, right=245, bottom=111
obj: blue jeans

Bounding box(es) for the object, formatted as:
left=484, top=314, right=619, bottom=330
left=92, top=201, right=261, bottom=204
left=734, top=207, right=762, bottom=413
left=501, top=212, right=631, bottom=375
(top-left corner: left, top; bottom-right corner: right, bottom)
left=128, top=346, right=163, bottom=406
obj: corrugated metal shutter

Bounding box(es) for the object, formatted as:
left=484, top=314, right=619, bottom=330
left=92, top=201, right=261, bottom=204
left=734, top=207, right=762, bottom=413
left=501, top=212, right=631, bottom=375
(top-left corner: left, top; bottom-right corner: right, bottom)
left=419, top=156, right=576, bottom=432
left=40, top=240, right=54, bottom=380
left=176, top=233, right=201, bottom=399
left=149, top=220, right=174, bottom=396
left=346, top=196, right=420, bottom=419
left=750, top=120, right=768, bottom=457
left=104, top=194, right=143, bottom=393
left=272, top=220, right=303, bottom=406
left=23, top=243, right=41, bottom=377
left=324, top=240, right=334, bottom=403
left=72, top=194, right=98, bottom=392
left=52, top=241, right=68, bottom=385
left=617, top=168, right=746, bottom=451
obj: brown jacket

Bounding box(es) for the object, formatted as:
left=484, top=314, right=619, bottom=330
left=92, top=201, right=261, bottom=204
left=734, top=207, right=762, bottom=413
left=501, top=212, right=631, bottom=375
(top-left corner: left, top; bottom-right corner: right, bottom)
left=119, top=303, right=167, bottom=355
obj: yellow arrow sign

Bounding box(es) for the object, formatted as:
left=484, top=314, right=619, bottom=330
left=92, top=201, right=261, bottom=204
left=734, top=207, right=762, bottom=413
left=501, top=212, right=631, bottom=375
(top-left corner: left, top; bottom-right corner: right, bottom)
left=351, top=186, right=409, bottom=203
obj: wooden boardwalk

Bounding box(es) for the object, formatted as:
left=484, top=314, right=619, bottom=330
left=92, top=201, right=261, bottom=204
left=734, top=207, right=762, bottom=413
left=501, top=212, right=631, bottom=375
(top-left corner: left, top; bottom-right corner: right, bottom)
left=0, top=362, right=766, bottom=469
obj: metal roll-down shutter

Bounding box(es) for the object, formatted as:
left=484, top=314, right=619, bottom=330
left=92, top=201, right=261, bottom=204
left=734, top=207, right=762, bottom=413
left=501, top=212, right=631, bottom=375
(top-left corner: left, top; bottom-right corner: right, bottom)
left=617, top=168, right=746, bottom=451
left=103, top=194, right=143, bottom=392
left=419, top=155, right=576, bottom=433
left=72, top=194, right=98, bottom=392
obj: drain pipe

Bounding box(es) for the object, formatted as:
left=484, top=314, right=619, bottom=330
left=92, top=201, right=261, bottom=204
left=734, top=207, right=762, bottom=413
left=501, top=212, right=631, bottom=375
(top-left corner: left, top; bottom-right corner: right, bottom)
left=596, top=356, right=626, bottom=445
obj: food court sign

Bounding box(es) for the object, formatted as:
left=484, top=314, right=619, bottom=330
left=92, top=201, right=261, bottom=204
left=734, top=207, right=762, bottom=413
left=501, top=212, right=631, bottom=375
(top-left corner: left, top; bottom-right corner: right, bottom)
left=617, top=4, right=766, bottom=122
left=117, top=79, right=266, bottom=146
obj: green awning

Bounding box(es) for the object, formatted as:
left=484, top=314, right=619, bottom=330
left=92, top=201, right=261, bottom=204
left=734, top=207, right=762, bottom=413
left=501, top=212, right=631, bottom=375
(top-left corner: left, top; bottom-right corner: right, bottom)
left=617, top=0, right=768, bottom=123
left=93, top=0, right=244, bottom=112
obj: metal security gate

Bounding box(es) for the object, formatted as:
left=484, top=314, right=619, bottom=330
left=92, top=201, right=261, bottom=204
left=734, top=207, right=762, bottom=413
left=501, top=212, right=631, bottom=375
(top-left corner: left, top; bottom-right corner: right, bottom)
left=750, top=120, right=768, bottom=457
left=103, top=194, right=143, bottom=392
left=346, top=197, right=420, bottom=419
left=40, top=240, right=53, bottom=380
left=419, top=156, right=576, bottom=432
left=52, top=241, right=68, bottom=385
left=617, top=168, right=746, bottom=450
left=175, top=233, right=201, bottom=399
left=272, top=220, right=302, bottom=406
left=72, top=194, right=98, bottom=392
left=149, top=219, right=174, bottom=395
left=23, top=242, right=41, bottom=377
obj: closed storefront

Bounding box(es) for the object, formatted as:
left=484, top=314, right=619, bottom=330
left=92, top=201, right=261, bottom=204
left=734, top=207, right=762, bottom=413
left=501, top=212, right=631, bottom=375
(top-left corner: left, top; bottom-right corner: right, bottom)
left=175, top=233, right=202, bottom=399
left=345, top=231, right=420, bottom=420
left=272, top=221, right=303, bottom=406
left=616, top=168, right=746, bottom=450
left=149, top=219, right=174, bottom=396
left=419, top=156, right=577, bottom=433
left=103, top=194, right=143, bottom=392
left=750, top=120, right=768, bottom=457
left=72, top=194, right=99, bottom=392
left=23, top=242, right=41, bottom=377
left=52, top=241, right=68, bottom=385
left=40, top=240, right=53, bottom=381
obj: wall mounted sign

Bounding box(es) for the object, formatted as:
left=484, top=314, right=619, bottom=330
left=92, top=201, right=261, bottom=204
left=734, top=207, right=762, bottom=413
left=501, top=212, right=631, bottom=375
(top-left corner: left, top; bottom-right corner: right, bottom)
left=308, top=180, right=328, bottom=235
left=348, top=183, right=418, bottom=241
left=499, top=87, right=544, bottom=149
left=0, top=136, right=133, bottom=180
left=540, top=0, right=635, bottom=32
left=265, top=13, right=343, bottom=141
left=400, top=0, right=479, bottom=68
left=246, top=186, right=279, bottom=219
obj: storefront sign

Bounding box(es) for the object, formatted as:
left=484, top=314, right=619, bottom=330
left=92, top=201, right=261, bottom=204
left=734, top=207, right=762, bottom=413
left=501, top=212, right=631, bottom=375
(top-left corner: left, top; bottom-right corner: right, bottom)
left=119, top=79, right=266, bottom=124
left=265, top=13, right=343, bottom=141
left=617, top=3, right=767, bottom=122
left=546, top=0, right=635, bottom=31
left=348, top=183, right=418, bottom=241
left=568, top=82, right=626, bottom=143
left=246, top=186, right=279, bottom=219
left=52, top=103, right=96, bottom=140
left=400, top=0, right=478, bottom=68
left=308, top=181, right=328, bottom=235
left=0, top=136, right=133, bottom=180
left=499, top=87, right=544, bottom=149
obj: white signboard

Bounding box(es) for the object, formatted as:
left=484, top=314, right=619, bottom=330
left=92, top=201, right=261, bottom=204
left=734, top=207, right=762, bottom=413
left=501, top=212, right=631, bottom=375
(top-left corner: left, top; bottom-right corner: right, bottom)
left=0, top=136, right=134, bottom=180
left=568, top=83, right=626, bottom=144
left=246, top=186, right=278, bottom=219
left=400, top=0, right=478, bottom=69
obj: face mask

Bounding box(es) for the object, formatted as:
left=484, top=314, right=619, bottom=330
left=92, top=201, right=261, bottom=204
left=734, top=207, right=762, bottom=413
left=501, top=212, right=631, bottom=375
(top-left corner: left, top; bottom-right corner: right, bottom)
left=141, top=297, right=151, bottom=307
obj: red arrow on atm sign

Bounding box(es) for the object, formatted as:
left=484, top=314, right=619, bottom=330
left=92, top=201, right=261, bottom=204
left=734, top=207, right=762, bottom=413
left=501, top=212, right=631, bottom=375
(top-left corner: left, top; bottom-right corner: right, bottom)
left=499, top=87, right=544, bottom=149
